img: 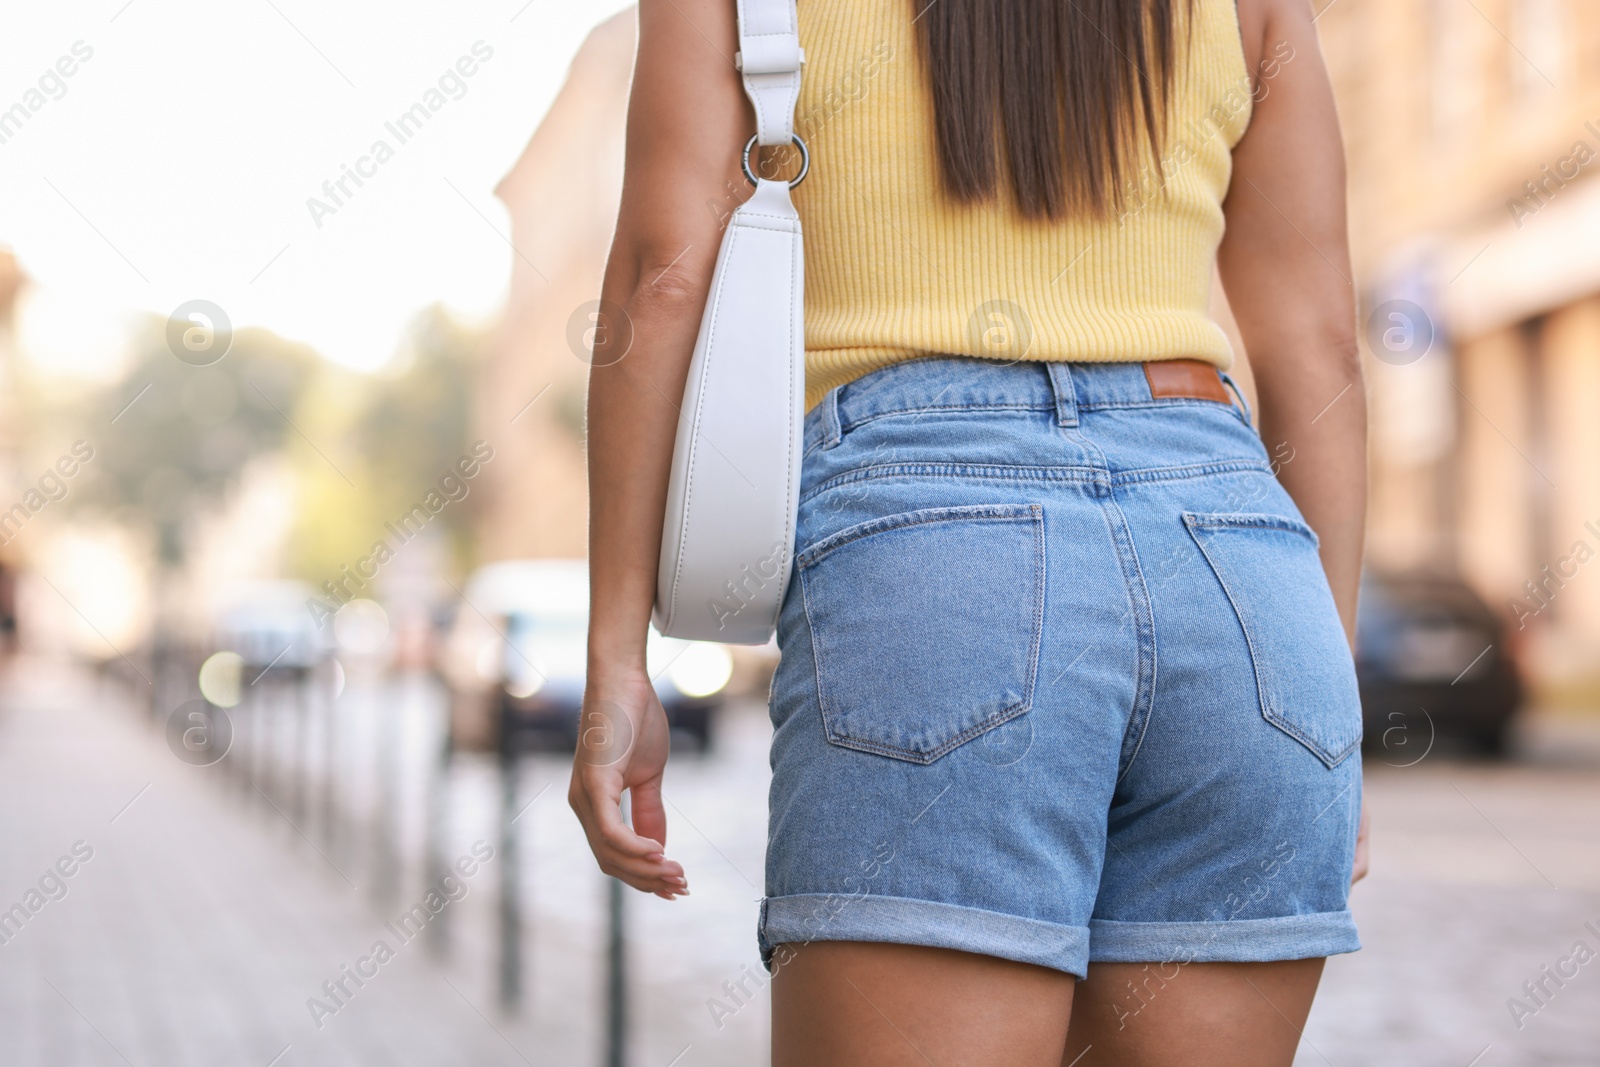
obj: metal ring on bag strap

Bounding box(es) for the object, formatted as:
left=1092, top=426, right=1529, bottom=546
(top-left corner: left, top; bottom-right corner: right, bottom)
left=741, top=134, right=810, bottom=188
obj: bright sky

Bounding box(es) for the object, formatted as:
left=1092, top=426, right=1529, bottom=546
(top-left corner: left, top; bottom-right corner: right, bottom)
left=0, top=0, right=634, bottom=377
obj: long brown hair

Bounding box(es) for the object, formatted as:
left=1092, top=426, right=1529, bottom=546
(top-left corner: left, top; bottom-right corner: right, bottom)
left=914, top=0, right=1194, bottom=219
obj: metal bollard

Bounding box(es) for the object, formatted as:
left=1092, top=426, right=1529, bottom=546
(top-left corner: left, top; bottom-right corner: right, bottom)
left=426, top=669, right=454, bottom=959
left=292, top=664, right=312, bottom=826
left=606, top=793, right=630, bottom=1067
left=319, top=656, right=341, bottom=855
left=497, top=737, right=522, bottom=1009
left=370, top=673, right=401, bottom=909
left=605, top=875, right=628, bottom=1067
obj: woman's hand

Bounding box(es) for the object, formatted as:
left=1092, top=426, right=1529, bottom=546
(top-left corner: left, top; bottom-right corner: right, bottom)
left=568, top=666, right=689, bottom=899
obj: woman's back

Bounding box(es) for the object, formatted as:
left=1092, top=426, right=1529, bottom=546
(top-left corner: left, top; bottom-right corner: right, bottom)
left=794, top=0, right=1259, bottom=410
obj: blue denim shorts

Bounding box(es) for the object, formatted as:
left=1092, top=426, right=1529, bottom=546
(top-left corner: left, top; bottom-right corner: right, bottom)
left=759, top=356, right=1362, bottom=977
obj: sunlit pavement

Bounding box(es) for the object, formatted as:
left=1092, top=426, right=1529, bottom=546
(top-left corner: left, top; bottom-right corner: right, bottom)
left=2, top=657, right=1598, bottom=1066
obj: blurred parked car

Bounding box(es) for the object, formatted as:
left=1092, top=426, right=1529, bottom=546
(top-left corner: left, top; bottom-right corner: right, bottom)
left=443, top=560, right=732, bottom=754
left=1356, top=572, right=1524, bottom=758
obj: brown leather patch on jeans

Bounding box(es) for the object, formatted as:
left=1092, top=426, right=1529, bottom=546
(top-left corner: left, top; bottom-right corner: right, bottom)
left=1144, top=359, right=1232, bottom=404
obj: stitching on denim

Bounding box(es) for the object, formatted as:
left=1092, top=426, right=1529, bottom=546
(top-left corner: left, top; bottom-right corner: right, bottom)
left=797, top=566, right=832, bottom=761
left=763, top=893, right=1094, bottom=965
left=1183, top=510, right=1320, bottom=546
left=1181, top=514, right=1354, bottom=769
left=1063, top=435, right=1156, bottom=784
left=1024, top=508, right=1046, bottom=716
left=1109, top=461, right=1276, bottom=487
left=799, top=504, right=1046, bottom=763
left=800, top=461, right=1271, bottom=506
left=823, top=703, right=1032, bottom=764
left=797, top=502, right=1039, bottom=568
left=800, top=463, right=1105, bottom=505
left=834, top=397, right=1237, bottom=432
left=1108, top=497, right=1158, bottom=784
left=836, top=402, right=1053, bottom=437
left=1073, top=398, right=1235, bottom=412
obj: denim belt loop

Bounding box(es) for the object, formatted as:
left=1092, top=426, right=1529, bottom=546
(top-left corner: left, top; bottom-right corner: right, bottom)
left=1045, top=363, right=1080, bottom=428
left=1219, top=372, right=1254, bottom=426
left=817, top=385, right=844, bottom=449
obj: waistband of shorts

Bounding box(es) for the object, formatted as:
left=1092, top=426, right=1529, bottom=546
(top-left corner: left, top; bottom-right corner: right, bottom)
left=804, top=356, right=1239, bottom=453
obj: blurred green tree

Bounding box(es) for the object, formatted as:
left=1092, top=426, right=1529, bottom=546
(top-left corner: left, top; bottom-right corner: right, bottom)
left=78, top=319, right=317, bottom=567
left=66, top=305, right=486, bottom=635
left=285, top=304, right=487, bottom=587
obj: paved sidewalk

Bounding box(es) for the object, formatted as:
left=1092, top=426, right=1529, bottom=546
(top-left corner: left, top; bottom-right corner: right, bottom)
left=0, top=661, right=533, bottom=1067
left=0, top=658, right=775, bottom=1067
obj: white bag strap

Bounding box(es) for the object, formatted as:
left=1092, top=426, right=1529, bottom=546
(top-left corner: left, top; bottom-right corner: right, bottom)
left=651, top=0, right=807, bottom=643
left=735, top=0, right=803, bottom=147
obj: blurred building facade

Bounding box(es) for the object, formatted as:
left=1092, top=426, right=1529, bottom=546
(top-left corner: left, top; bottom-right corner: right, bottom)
left=473, top=10, right=635, bottom=563
left=0, top=251, right=20, bottom=643
left=1320, top=0, right=1600, bottom=684
left=0, top=251, right=20, bottom=505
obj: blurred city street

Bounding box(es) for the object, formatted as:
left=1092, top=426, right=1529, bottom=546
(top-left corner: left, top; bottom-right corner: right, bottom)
left=4, top=3, right=1600, bottom=1062
left=2, top=654, right=1599, bottom=1066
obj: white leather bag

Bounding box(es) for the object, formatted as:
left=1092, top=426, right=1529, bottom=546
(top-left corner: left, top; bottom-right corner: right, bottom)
left=652, top=0, right=807, bottom=644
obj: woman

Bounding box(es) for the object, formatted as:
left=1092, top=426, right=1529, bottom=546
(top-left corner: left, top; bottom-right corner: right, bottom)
left=571, top=0, right=1369, bottom=1062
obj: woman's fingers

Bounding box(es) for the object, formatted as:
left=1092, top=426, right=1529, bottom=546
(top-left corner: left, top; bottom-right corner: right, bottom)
left=583, top=771, right=670, bottom=858
left=598, top=848, right=689, bottom=895
left=570, top=768, right=690, bottom=896
left=579, top=816, right=688, bottom=894
left=629, top=779, right=669, bottom=851
left=605, top=858, right=689, bottom=893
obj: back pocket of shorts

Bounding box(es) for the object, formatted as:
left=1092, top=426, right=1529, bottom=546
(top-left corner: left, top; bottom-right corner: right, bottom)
left=797, top=503, right=1045, bottom=764
left=1183, top=512, right=1362, bottom=768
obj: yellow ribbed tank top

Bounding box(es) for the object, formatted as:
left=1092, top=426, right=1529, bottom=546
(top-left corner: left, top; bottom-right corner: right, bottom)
left=792, top=0, right=1255, bottom=412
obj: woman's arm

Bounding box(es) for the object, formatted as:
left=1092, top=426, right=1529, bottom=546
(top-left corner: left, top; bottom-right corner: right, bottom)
left=1221, top=0, right=1369, bottom=884
left=570, top=0, right=752, bottom=898
left=1219, top=0, right=1366, bottom=643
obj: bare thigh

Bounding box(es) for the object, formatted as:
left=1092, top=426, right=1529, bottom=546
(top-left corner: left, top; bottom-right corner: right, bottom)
left=770, top=941, right=1076, bottom=1067
left=1062, top=959, right=1326, bottom=1067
